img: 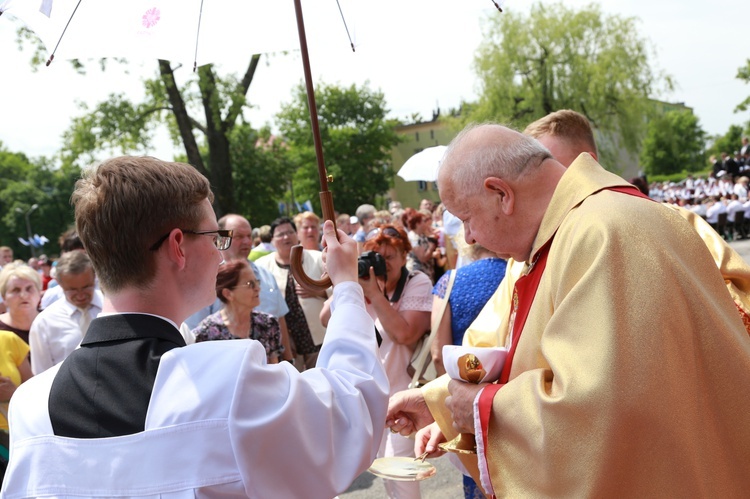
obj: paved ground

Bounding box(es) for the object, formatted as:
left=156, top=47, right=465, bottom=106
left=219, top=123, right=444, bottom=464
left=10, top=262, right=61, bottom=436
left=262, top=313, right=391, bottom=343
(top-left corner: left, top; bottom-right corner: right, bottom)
left=341, top=237, right=750, bottom=498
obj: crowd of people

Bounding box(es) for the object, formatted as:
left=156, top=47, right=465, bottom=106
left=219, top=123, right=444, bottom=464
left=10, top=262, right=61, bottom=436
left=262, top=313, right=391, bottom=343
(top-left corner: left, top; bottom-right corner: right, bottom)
left=0, top=174, right=467, bottom=497
left=646, top=137, right=750, bottom=240
left=0, top=112, right=748, bottom=498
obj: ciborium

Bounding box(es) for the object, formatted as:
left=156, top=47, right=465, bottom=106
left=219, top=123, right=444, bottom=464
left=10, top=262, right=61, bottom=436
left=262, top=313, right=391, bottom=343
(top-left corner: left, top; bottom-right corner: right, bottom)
left=439, top=345, right=508, bottom=454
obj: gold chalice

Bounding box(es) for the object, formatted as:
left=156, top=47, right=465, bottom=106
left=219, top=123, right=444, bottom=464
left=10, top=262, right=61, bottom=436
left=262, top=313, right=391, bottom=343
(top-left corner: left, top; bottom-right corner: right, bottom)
left=439, top=346, right=508, bottom=455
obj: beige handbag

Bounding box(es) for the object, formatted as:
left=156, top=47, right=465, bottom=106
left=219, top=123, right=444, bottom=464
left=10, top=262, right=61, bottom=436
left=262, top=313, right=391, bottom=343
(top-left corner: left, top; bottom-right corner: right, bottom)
left=407, top=269, right=457, bottom=389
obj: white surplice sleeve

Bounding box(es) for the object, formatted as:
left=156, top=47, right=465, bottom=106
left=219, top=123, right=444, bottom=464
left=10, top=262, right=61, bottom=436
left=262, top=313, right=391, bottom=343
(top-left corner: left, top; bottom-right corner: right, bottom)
left=230, top=281, right=389, bottom=498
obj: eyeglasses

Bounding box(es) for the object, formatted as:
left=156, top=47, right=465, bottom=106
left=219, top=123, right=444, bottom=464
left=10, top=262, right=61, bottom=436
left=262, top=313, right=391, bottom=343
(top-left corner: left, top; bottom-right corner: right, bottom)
left=273, top=230, right=296, bottom=239
left=149, top=229, right=234, bottom=251
left=366, top=226, right=402, bottom=241
left=235, top=279, right=260, bottom=290
left=63, top=284, right=95, bottom=297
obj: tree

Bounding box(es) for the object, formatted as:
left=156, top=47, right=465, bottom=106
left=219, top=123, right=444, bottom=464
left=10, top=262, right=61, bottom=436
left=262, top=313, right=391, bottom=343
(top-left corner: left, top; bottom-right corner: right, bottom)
left=275, top=82, right=401, bottom=215
left=735, top=59, right=750, bottom=113
left=706, top=124, right=744, bottom=160
left=229, top=124, right=296, bottom=228
left=59, top=55, right=292, bottom=217
left=469, top=2, right=671, bottom=166
left=0, top=143, right=79, bottom=258
left=640, top=110, right=706, bottom=176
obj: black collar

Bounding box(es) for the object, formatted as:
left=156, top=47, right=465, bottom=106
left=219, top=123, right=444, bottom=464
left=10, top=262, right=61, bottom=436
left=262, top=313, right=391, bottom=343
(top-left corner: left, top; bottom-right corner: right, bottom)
left=81, top=314, right=186, bottom=347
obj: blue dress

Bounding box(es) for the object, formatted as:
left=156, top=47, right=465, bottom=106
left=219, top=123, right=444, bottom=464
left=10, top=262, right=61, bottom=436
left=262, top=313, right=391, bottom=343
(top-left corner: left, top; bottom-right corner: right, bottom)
left=432, top=258, right=508, bottom=345
left=432, top=257, right=507, bottom=499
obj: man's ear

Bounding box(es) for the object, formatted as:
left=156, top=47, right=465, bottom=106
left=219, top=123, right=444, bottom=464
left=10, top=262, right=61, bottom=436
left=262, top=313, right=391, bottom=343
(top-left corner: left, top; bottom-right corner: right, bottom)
left=484, top=177, right=514, bottom=215
left=165, top=229, right=188, bottom=270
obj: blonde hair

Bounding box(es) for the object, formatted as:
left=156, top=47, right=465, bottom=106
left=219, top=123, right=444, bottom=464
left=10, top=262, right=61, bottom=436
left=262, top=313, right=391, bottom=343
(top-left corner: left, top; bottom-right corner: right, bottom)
left=293, top=211, right=320, bottom=227
left=523, top=110, right=598, bottom=157
left=0, top=262, right=42, bottom=298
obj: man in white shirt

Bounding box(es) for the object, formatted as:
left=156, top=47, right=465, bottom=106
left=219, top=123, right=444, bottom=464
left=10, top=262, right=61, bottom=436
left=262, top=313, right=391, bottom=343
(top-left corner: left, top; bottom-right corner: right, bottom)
left=726, top=194, right=745, bottom=222
left=3, top=156, right=388, bottom=498
left=705, top=196, right=727, bottom=225
left=39, top=230, right=90, bottom=310
left=29, top=251, right=103, bottom=374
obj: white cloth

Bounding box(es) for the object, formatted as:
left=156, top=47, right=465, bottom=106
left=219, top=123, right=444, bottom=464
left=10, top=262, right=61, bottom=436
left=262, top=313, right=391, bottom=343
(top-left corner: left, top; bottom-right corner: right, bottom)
left=255, top=250, right=329, bottom=345
left=705, top=200, right=727, bottom=224
left=727, top=199, right=745, bottom=222
left=3, top=282, right=389, bottom=499
left=29, top=291, right=103, bottom=374
left=39, top=284, right=63, bottom=310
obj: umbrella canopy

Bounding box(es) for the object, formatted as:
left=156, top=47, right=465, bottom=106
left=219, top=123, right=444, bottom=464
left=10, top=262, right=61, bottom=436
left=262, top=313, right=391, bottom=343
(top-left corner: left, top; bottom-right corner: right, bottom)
left=397, top=145, right=447, bottom=182
left=0, top=0, right=350, bottom=68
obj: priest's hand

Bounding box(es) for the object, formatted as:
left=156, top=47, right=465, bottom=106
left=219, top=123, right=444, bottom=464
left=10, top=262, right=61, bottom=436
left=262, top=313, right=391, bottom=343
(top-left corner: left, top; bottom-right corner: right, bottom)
left=446, top=379, right=487, bottom=434
left=414, top=422, right=446, bottom=459
left=386, top=388, right=435, bottom=436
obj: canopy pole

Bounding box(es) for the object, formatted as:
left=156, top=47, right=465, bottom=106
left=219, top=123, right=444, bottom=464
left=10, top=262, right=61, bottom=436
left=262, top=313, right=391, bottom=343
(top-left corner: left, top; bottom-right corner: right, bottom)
left=290, top=0, right=334, bottom=292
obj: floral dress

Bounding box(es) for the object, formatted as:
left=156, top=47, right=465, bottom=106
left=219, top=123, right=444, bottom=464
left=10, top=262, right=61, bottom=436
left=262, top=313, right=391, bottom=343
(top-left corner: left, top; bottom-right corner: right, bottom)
left=192, top=310, right=283, bottom=360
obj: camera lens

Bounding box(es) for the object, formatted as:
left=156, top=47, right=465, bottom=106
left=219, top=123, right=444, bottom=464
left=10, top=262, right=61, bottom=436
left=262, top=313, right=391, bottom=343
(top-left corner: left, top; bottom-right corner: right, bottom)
left=357, top=259, right=370, bottom=278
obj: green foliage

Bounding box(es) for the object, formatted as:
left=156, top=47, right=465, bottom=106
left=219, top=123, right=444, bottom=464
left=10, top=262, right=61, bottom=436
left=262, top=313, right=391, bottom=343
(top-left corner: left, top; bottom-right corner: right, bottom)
left=735, top=59, right=750, bottom=113
left=640, top=110, right=706, bottom=175
left=706, top=124, right=744, bottom=160
left=0, top=143, right=79, bottom=259
left=275, top=82, right=401, bottom=215
left=56, top=56, right=274, bottom=215
left=60, top=94, right=157, bottom=166
left=469, top=2, right=671, bottom=167
left=229, top=125, right=295, bottom=227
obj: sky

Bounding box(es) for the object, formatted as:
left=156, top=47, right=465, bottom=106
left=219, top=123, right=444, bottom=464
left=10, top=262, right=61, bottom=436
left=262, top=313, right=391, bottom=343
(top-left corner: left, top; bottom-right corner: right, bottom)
left=1, top=0, right=748, bottom=161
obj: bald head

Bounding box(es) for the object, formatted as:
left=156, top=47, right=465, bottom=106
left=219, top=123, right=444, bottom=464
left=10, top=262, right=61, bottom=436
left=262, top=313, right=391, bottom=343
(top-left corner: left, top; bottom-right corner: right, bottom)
left=218, top=214, right=252, bottom=260
left=437, top=123, right=564, bottom=262
left=438, top=124, right=553, bottom=198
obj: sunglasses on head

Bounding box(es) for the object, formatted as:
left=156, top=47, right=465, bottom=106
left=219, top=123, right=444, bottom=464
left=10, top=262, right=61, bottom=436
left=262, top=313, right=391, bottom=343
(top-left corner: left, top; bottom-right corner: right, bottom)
left=366, top=226, right=402, bottom=241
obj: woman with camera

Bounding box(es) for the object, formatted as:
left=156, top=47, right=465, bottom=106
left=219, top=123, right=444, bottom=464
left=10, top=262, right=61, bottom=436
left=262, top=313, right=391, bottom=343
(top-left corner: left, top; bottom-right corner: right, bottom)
left=321, top=223, right=432, bottom=499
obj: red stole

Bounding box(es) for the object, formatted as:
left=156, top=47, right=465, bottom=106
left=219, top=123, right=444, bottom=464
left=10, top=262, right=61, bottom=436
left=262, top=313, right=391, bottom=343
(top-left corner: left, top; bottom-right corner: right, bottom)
left=477, top=185, right=648, bottom=497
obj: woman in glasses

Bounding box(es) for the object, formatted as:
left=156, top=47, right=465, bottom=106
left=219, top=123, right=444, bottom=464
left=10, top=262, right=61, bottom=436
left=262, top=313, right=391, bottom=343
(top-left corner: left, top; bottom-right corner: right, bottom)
left=192, top=259, right=283, bottom=364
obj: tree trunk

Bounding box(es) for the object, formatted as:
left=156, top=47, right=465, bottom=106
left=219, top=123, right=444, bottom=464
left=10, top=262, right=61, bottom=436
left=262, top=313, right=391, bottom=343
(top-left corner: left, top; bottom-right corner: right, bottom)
left=158, top=60, right=208, bottom=178
left=198, top=66, right=234, bottom=216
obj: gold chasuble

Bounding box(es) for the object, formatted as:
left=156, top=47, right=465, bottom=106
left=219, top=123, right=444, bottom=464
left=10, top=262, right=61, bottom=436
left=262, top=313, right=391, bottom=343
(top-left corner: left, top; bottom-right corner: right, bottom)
left=423, top=154, right=750, bottom=498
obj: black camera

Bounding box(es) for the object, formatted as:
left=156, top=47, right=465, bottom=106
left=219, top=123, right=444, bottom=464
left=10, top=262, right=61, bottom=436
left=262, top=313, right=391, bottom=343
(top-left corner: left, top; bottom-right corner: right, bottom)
left=358, top=251, right=386, bottom=278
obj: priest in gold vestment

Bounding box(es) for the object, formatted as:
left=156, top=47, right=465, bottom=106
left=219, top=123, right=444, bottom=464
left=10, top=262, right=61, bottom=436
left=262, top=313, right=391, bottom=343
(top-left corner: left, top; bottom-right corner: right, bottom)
left=465, top=110, right=750, bottom=351
left=386, top=123, right=750, bottom=498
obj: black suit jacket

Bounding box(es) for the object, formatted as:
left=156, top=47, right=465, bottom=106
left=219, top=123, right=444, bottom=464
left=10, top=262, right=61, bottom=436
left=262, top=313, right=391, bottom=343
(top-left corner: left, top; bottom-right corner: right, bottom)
left=49, top=314, right=186, bottom=438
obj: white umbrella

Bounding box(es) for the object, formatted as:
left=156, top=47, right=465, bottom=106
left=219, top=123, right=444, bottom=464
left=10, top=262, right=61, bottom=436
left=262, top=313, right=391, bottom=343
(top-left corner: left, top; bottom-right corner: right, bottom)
left=397, top=145, right=447, bottom=182
left=0, top=0, right=353, bottom=68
